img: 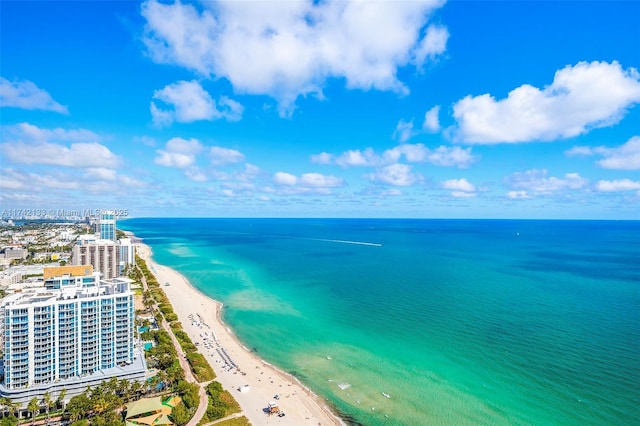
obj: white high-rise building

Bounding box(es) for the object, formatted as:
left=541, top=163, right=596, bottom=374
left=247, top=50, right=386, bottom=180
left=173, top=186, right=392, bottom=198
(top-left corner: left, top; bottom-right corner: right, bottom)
left=118, top=238, right=135, bottom=275
left=0, top=272, right=145, bottom=405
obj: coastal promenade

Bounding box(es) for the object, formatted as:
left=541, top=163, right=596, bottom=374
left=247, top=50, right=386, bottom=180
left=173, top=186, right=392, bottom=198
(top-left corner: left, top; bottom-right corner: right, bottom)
left=136, top=243, right=342, bottom=426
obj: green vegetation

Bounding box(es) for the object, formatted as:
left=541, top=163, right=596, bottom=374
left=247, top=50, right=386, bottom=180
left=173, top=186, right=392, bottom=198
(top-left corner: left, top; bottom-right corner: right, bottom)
left=212, top=416, right=251, bottom=426
left=197, top=381, right=242, bottom=424
left=136, top=254, right=215, bottom=383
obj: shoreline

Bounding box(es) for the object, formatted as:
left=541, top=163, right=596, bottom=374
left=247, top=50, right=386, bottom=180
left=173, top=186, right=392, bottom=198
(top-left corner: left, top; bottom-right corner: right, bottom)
left=135, top=240, right=344, bottom=426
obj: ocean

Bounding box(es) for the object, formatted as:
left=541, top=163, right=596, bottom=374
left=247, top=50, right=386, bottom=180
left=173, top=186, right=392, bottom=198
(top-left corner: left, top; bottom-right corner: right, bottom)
left=120, top=218, right=640, bottom=425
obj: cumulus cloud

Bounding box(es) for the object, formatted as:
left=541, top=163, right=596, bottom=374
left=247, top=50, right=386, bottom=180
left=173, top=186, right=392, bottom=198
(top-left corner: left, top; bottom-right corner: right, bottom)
left=154, top=137, right=204, bottom=168
left=141, top=0, right=448, bottom=116
left=151, top=80, right=243, bottom=126
left=393, top=119, right=416, bottom=142
left=423, top=105, right=441, bottom=132
left=441, top=178, right=477, bottom=197
left=450, top=61, right=640, bottom=144
left=273, top=171, right=344, bottom=194
left=210, top=146, right=245, bottom=165
left=1, top=167, right=145, bottom=193
left=1, top=168, right=80, bottom=191
left=596, top=179, right=640, bottom=192
left=274, top=172, right=298, bottom=186
left=315, top=143, right=476, bottom=169
left=598, top=137, right=640, bottom=170
left=299, top=172, right=343, bottom=188
left=505, top=169, right=587, bottom=195
left=565, top=136, right=640, bottom=170
left=84, top=168, right=118, bottom=181
left=565, top=146, right=595, bottom=157
left=0, top=123, right=120, bottom=168
left=310, top=152, right=334, bottom=164
left=442, top=178, right=475, bottom=192
left=507, top=190, right=532, bottom=199
left=413, top=25, right=449, bottom=67
left=0, top=77, right=68, bottom=113
left=367, top=163, right=421, bottom=186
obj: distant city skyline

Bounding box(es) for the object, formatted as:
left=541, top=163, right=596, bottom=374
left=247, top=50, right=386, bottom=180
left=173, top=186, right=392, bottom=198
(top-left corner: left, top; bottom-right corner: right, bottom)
left=1, top=1, right=639, bottom=219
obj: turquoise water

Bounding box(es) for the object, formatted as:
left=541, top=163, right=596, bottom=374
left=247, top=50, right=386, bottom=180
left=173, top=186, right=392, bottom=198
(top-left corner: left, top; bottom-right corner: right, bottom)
left=121, top=219, right=640, bottom=425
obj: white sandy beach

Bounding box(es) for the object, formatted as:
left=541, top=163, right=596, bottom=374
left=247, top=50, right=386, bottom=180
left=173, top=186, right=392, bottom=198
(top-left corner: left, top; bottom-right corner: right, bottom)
left=136, top=243, right=343, bottom=426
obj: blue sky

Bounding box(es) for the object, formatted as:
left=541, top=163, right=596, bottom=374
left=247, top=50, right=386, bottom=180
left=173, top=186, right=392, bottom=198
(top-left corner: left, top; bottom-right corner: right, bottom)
left=1, top=0, right=639, bottom=219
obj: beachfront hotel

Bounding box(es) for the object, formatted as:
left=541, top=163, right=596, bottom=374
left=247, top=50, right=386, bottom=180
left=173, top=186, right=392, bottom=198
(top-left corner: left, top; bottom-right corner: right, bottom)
left=0, top=266, right=146, bottom=405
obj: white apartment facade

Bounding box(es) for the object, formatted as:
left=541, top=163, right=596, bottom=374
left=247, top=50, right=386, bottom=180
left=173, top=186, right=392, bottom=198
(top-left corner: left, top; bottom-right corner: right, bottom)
left=0, top=276, right=146, bottom=404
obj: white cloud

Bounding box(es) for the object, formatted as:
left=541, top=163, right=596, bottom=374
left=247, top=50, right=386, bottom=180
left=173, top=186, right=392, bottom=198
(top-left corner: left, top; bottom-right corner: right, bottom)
left=380, top=188, right=403, bottom=196
left=133, top=136, right=157, bottom=147
left=335, top=148, right=380, bottom=167
left=299, top=173, right=343, bottom=188
left=153, top=151, right=194, bottom=168
left=1, top=123, right=120, bottom=168
left=0, top=77, right=68, bottom=113
left=141, top=0, right=448, bottom=116
left=368, top=163, right=421, bottom=186
left=185, top=167, right=207, bottom=182
left=166, top=137, right=204, bottom=155
left=413, top=25, right=449, bottom=67
left=274, top=172, right=298, bottom=186
left=596, top=179, right=640, bottom=192
left=1, top=168, right=79, bottom=191
left=507, top=190, right=532, bottom=199
left=450, top=61, right=640, bottom=144
left=423, top=145, right=476, bottom=168
left=506, top=169, right=587, bottom=195
left=423, top=105, right=441, bottom=132
left=210, top=146, right=244, bottom=165
left=451, top=191, right=476, bottom=198
left=273, top=171, right=344, bottom=194
left=3, top=122, right=99, bottom=143
left=565, top=145, right=595, bottom=156
left=154, top=137, right=204, bottom=168
left=151, top=80, right=243, bottom=126
left=317, top=143, right=476, bottom=169
left=442, top=178, right=477, bottom=198
left=84, top=168, right=118, bottom=181
left=1, top=167, right=144, bottom=193
left=310, top=152, right=334, bottom=164
left=442, top=178, right=475, bottom=192
left=597, top=136, right=640, bottom=170
left=565, top=137, right=640, bottom=170
left=393, top=119, right=415, bottom=142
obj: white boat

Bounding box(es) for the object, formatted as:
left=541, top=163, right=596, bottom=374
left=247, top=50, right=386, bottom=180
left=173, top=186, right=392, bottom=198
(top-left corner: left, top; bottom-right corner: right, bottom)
left=382, top=392, right=391, bottom=399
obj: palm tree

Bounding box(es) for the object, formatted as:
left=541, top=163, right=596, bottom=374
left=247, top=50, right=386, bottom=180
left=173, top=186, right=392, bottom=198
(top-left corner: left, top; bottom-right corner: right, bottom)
left=26, top=397, right=38, bottom=425
left=0, top=397, right=11, bottom=417
left=56, top=388, right=67, bottom=411
left=42, top=392, right=52, bottom=424
left=10, top=402, right=21, bottom=424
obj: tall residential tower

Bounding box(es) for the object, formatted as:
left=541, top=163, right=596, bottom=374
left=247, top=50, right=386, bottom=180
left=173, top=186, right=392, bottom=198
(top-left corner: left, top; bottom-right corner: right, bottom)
left=0, top=267, right=146, bottom=405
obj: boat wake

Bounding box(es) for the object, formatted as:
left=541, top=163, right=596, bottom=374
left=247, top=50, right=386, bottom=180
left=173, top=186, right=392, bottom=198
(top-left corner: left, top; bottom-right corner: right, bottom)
left=307, top=238, right=382, bottom=247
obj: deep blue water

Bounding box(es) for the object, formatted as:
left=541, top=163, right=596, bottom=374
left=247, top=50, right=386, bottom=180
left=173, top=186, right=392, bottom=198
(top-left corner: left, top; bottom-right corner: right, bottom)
left=120, top=218, right=640, bottom=425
